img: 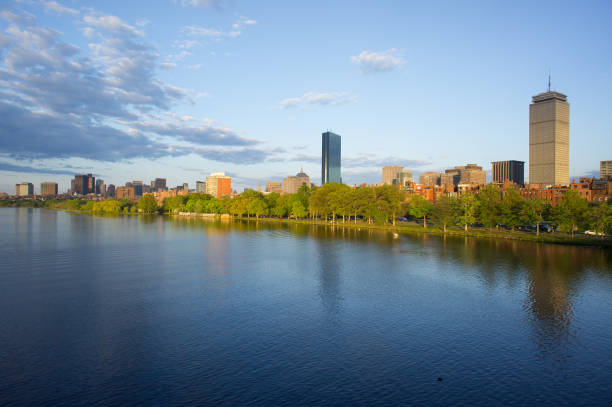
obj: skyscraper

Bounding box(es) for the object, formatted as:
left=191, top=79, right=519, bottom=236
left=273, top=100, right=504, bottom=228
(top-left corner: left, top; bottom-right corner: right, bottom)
left=492, top=160, right=524, bottom=185
left=529, top=89, right=570, bottom=186
left=601, top=160, right=612, bottom=180
left=322, top=131, right=341, bottom=184
left=382, top=166, right=403, bottom=185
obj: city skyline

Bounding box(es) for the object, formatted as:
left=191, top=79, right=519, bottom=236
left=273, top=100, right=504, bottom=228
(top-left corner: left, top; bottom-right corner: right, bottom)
left=1, top=1, right=611, bottom=193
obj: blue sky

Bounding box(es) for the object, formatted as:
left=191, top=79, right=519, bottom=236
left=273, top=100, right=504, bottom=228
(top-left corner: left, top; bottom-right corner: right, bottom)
left=0, top=0, right=610, bottom=193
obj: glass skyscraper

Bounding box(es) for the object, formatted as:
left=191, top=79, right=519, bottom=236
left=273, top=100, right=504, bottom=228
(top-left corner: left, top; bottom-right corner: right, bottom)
left=322, top=131, right=341, bottom=184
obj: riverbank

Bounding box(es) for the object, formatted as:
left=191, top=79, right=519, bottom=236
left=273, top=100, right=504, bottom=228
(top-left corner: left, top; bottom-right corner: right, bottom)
left=229, top=215, right=612, bottom=248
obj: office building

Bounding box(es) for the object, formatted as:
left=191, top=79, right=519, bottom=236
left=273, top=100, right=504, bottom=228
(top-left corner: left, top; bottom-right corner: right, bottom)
left=206, top=172, right=232, bottom=198
left=419, top=172, right=441, bottom=187
left=529, top=89, right=570, bottom=186
left=132, top=181, right=143, bottom=197
left=153, top=178, right=167, bottom=191
left=106, top=184, right=115, bottom=198
left=71, top=174, right=95, bottom=195
left=15, top=182, right=34, bottom=196
left=265, top=181, right=282, bottom=194
left=322, top=131, right=341, bottom=184
left=492, top=160, right=525, bottom=185
left=196, top=181, right=206, bottom=193
left=601, top=160, right=612, bottom=180
left=182, top=183, right=189, bottom=192
left=95, top=179, right=105, bottom=195
left=116, top=186, right=135, bottom=200
left=456, top=164, right=486, bottom=185
left=40, top=182, right=58, bottom=196
left=283, top=169, right=310, bottom=194
left=397, top=169, right=413, bottom=189
left=382, top=166, right=404, bottom=186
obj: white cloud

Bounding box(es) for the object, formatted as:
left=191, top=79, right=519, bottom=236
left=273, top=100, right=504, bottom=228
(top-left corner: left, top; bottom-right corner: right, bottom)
left=279, top=91, right=357, bottom=109
left=42, top=1, right=79, bottom=16
left=83, top=14, right=143, bottom=37
left=159, top=62, right=177, bottom=70
left=175, top=0, right=218, bottom=7
left=81, top=27, right=95, bottom=38
left=350, top=48, right=404, bottom=74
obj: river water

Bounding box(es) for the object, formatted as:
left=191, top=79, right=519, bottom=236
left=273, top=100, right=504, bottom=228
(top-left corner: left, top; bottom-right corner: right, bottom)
left=1, top=208, right=611, bottom=406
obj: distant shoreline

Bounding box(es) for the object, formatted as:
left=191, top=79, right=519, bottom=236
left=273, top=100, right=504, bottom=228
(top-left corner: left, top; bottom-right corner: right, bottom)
left=3, top=205, right=610, bottom=249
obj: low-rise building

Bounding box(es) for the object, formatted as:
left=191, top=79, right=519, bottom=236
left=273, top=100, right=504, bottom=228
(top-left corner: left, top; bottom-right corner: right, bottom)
left=265, top=181, right=282, bottom=194
left=116, top=186, right=135, bottom=200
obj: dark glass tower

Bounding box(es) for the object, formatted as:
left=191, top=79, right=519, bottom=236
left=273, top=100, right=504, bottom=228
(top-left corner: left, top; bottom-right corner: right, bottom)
left=322, top=131, right=341, bottom=184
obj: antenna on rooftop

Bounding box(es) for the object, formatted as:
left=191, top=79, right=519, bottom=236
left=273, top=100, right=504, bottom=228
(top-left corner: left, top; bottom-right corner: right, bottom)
left=547, top=68, right=551, bottom=92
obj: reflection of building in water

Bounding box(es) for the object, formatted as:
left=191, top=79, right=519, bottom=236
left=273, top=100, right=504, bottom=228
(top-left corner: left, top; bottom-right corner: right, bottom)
left=315, top=239, right=342, bottom=315
left=524, top=245, right=578, bottom=359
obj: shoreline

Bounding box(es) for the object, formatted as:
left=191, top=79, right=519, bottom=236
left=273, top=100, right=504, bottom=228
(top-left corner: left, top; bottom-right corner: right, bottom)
left=3, top=206, right=610, bottom=248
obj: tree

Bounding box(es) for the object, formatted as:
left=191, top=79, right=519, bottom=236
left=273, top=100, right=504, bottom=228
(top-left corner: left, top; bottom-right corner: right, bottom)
left=455, top=193, right=477, bottom=232
left=354, top=187, right=376, bottom=224
left=431, top=195, right=455, bottom=233
left=291, top=200, right=308, bottom=218
left=520, top=198, right=546, bottom=236
left=553, top=189, right=588, bottom=238
left=407, top=194, right=432, bottom=228
left=587, top=202, right=612, bottom=240
left=138, top=194, right=159, bottom=214
left=476, top=184, right=501, bottom=230
left=247, top=198, right=268, bottom=218
left=374, top=185, right=403, bottom=225
left=500, top=186, right=523, bottom=232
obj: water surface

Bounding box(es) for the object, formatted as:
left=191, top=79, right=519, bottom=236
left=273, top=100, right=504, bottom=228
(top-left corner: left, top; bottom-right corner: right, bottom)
left=1, top=208, right=611, bottom=406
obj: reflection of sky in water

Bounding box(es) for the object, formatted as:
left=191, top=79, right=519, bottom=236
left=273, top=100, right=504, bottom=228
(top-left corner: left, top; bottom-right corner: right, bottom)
left=1, top=209, right=611, bottom=406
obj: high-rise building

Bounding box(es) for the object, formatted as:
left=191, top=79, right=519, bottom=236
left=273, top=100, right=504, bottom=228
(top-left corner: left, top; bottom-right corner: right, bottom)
left=206, top=172, right=232, bottom=198
left=419, top=172, right=442, bottom=187
left=492, top=160, right=525, bottom=185
left=529, top=89, right=570, bottom=186
left=283, top=169, right=310, bottom=194
left=71, top=174, right=94, bottom=195
left=95, top=179, right=105, bottom=195
left=132, top=181, right=143, bottom=197
left=40, top=182, right=58, bottom=196
left=601, top=160, right=612, bottom=180
left=153, top=178, right=167, bottom=191
left=456, top=164, right=486, bottom=185
left=265, top=181, right=282, bottom=194
left=15, top=182, right=34, bottom=196
left=322, top=131, right=341, bottom=184
left=196, top=181, right=206, bottom=193
left=397, top=169, right=414, bottom=189
left=382, top=166, right=404, bottom=185
left=182, top=183, right=189, bottom=192
left=106, top=184, right=115, bottom=198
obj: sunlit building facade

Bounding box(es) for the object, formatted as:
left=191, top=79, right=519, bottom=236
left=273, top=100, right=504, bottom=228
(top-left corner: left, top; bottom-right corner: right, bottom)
left=322, top=131, right=341, bottom=184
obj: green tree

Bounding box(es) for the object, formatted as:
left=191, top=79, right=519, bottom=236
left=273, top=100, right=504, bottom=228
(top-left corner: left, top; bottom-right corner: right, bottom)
left=476, top=184, right=501, bottom=230
left=354, top=187, right=375, bottom=224
left=138, top=194, right=159, bottom=214
left=520, top=198, right=546, bottom=236
left=374, top=185, right=403, bottom=225
left=407, top=194, right=432, bottom=228
left=587, top=202, right=612, bottom=239
left=431, top=195, right=455, bottom=233
left=291, top=200, right=308, bottom=218
left=455, top=193, right=477, bottom=232
left=500, top=186, right=523, bottom=232
left=247, top=198, right=268, bottom=218
left=552, top=189, right=588, bottom=238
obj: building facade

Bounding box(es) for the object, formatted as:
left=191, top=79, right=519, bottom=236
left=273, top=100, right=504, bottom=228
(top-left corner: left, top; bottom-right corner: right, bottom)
left=40, top=182, right=58, bottom=196
left=265, top=181, right=282, bottom=194
left=419, top=172, right=441, bottom=187
left=382, top=166, right=403, bottom=186
left=153, top=178, right=167, bottom=191
left=322, top=131, right=341, bottom=184
left=492, top=160, right=525, bottom=185
left=115, top=186, right=135, bottom=200
left=529, top=91, right=570, bottom=186
left=601, top=160, right=612, bottom=180
left=71, top=174, right=95, bottom=195
left=283, top=170, right=310, bottom=194
left=397, top=169, right=413, bottom=189
left=206, top=172, right=232, bottom=198
left=15, top=182, right=34, bottom=196
left=132, top=181, right=143, bottom=197
left=196, top=181, right=206, bottom=193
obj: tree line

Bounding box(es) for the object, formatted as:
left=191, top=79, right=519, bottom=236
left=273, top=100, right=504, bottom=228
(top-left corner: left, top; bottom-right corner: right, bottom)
left=3, top=183, right=610, bottom=237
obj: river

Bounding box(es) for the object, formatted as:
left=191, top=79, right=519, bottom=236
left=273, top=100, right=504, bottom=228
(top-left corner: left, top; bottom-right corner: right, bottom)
left=1, top=208, right=611, bottom=406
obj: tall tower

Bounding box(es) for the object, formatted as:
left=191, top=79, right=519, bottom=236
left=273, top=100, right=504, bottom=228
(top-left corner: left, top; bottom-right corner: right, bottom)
left=322, top=131, right=341, bottom=184
left=529, top=89, right=569, bottom=186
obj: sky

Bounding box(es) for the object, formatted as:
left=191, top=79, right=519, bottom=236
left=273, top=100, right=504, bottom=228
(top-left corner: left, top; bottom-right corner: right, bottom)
left=0, top=0, right=611, bottom=194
